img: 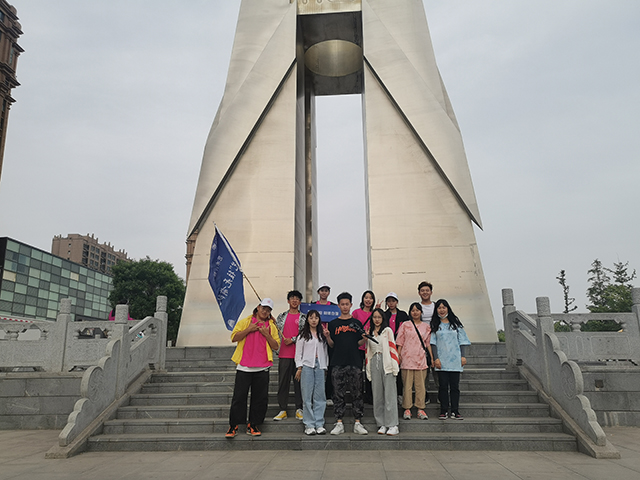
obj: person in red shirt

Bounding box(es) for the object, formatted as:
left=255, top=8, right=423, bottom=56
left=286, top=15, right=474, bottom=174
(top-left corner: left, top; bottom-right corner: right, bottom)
left=225, top=298, right=280, bottom=438
left=273, top=290, right=306, bottom=421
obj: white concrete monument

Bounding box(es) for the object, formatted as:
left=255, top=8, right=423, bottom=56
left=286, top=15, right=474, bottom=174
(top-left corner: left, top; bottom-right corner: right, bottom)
left=177, top=0, right=497, bottom=346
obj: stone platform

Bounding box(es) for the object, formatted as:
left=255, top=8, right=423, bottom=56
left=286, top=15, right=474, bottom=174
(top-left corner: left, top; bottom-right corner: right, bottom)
left=1, top=427, right=640, bottom=479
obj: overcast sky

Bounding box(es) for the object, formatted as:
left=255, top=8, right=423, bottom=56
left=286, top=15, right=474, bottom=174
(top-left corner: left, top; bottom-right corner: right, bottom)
left=1, top=1, right=638, bottom=328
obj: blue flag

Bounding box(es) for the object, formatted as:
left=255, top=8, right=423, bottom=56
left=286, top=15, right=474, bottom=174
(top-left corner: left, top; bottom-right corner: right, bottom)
left=208, top=225, right=245, bottom=330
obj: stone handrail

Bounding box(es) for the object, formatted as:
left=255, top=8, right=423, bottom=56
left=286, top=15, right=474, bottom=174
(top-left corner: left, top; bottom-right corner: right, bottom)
left=502, top=289, right=607, bottom=448
left=0, top=298, right=167, bottom=372
left=57, top=297, right=168, bottom=447
left=537, top=290, right=640, bottom=364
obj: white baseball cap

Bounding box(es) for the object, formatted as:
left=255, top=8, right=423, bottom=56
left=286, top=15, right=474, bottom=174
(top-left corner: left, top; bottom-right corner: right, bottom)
left=317, top=283, right=331, bottom=292
left=385, top=292, right=399, bottom=301
left=260, top=298, right=274, bottom=309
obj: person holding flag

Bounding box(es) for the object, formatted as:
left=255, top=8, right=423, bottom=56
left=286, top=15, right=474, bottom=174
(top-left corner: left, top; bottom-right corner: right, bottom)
left=225, top=298, right=280, bottom=438
left=209, top=225, right=280, bottom=438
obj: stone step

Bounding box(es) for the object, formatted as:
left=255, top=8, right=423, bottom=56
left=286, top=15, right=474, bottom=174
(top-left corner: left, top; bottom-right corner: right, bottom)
left=164, top=361, right=510, bottom=372
left=151, top=369, right=522, bottom=384
left=102, top=416, right=564, bottom=435
left=166, top=347, right=236, bottom=361
left=165, top=343, right=506, bottom=360
left=460, top=369, right=521, bottom=380
left=116, top=402, right=551, bottom=420
left=140, top=379, right=530, bottom=395
left=165, top=361, right=237, bottom=372
left=150, top=371, right=276, bottom=383
left=127, top=390, right=539, bottom=407
left=87, top=431, right=576, bottom=452
left=87, top=344, right=579, bottom=453
left=462, top=357, right=507, bottom=366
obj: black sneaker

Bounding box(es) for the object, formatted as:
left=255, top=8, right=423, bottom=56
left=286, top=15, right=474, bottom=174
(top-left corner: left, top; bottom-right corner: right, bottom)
left=246, top=423, right=262, bottom=436
left=438, top=413, right=448, bottom=420
left=451, top=412, right=464, bottom=420
left=225, top=425, right=238, bottom=438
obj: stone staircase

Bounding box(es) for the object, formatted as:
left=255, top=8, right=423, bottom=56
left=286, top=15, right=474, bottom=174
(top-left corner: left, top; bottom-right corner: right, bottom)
left=86, top=343, right=578, bottom=452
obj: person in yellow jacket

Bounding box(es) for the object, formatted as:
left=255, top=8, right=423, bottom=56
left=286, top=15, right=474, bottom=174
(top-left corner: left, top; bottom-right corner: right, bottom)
left=225, top=298, right=280, bottom=438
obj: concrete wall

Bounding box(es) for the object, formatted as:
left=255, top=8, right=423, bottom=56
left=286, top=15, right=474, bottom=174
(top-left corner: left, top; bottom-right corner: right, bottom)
left=581, top=366, right=640, bottom=427
left=0, top=373, right=82, bottom=429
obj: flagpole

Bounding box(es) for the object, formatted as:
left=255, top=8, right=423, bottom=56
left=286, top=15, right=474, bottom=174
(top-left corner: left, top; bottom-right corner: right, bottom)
left=214, top=223, right=262, bottom=303
left=243, top=273, right=262, bottom=303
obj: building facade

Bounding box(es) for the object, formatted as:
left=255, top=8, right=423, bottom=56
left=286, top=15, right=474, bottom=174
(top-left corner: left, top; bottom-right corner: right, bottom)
left=0, top=0, right=22, bottom=183
left=51, top=234, right=128, bottom=275
left=0, top=237, right=113, bottom=321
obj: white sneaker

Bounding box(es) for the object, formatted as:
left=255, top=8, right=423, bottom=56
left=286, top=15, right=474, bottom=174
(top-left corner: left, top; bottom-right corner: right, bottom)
left=353, top=422, right=368, bottom=435
left=273, top=410, right=287, bottom=421
left=296, top=409, right=304, bottom=420
left=386, top=426, right=399, bottom=436
left=330, top=422, right=344, bottom=435
left=304, top=427, right=316, bottom=435
left=316, top=427, right=326, bottom=435
left=377, top=426, right=388, bottom=435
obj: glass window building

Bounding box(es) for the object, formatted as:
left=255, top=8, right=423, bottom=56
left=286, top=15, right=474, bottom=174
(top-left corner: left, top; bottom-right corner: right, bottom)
left=0, top=237, right=113, bottom=321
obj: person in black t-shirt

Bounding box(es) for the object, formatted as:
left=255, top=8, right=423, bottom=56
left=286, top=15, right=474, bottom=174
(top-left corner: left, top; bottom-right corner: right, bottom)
left=322, top=292, right=368, bottom=435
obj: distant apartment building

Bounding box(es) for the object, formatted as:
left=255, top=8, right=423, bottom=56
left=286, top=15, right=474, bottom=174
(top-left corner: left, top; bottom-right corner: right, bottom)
left=0, top=1, right=22, bottom=183
left=51, top=234, right=129, bottom=275
left=0, top=237, right=113, bottom=321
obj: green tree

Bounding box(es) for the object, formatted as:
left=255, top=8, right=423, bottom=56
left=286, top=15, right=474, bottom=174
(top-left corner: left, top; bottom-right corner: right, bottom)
left=583, top=259, right=636, bottom=331
left=556, top=269, right=577, bottom=314
left=607, top=261, right=637, bottom=286
left=587, top=259, right=636, bottom=314
left=554, top=322, right=572, bottom=332
left=497, top=329, right=505, bottom=342
left=109, top=257, right=186, bottom=343
left=586, top=259, right=610, bottom=311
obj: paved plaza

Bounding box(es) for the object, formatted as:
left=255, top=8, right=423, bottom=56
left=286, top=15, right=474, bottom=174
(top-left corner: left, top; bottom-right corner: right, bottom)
left=1, top=427, right=639, bottom=480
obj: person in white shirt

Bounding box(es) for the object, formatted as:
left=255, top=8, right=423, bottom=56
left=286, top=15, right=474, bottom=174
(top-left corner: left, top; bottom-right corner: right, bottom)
left=295, top=310, right=330, bottom=435
left=418, top=281, right=438, bottom=391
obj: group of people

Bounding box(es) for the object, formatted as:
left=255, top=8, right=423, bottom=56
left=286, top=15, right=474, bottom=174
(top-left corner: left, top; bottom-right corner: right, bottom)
left=224, top=282, right=471, bottom=438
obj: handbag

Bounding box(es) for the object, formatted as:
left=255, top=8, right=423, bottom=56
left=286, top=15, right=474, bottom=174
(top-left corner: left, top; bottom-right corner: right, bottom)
left=410, top=320, right=432, bottom=367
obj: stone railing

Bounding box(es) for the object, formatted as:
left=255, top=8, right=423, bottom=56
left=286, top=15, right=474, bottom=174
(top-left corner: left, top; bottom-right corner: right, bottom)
left=502, top=289, right=618, bottom=457
left=546, top=290, right=640, bottom=364
left=0, top=298, right=167, bottom=372
left=56, top=297, right=167, bottom=450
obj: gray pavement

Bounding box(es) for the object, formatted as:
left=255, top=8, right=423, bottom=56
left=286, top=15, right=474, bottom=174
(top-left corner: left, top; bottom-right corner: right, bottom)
left=1, top=427, right=640, bottom=480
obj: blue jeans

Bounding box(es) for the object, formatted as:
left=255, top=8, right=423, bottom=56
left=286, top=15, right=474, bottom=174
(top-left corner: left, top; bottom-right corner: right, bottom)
left=300, top=359, right=327, bottom=429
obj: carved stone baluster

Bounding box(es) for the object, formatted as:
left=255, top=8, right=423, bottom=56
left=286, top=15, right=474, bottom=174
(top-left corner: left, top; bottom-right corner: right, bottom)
left=6, top=329, right=20, bottom=341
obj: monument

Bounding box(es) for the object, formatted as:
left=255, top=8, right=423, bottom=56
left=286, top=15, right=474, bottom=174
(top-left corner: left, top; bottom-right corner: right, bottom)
left=177, top=0, right=497, bottom=346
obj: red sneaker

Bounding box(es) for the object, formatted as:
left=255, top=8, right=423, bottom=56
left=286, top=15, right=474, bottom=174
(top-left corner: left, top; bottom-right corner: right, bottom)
left=225, top=425, right=238, bottom=438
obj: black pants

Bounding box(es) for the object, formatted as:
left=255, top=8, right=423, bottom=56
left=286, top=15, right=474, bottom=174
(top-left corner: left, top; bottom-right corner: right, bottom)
left=437, top=371, right=461, bottom=414
left=277, top=357, right=302, bottom=410
left=229, top=369, right=270, bottom=427
left=332, top=365, right=364, bottom=421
